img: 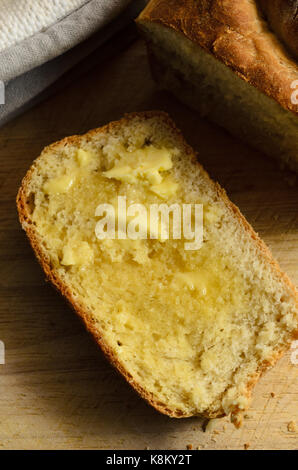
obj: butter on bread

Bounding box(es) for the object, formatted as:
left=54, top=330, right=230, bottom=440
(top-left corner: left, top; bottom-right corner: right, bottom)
left=136, top=0, right=298, bottom=171
left=17, top=111, right=297, bottom=425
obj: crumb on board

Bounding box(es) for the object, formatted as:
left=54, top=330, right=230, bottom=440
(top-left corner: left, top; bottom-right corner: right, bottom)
left=244, top=443, right=250, bottom=450
left=231, top=413, right=243, bottom=428
left=270, top=392, right=275, bottom=398
left=204, top=418, right=220, bottom=432
left=287, top=421, right=297, bottom=433
left=186, top=444, right=193, bottom=450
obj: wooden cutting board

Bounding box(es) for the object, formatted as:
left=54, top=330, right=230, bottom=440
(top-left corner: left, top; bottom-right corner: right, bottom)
left=0, top=38, right=297, bottom=450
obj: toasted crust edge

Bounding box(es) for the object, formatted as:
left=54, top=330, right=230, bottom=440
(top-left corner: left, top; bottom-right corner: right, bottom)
left=136, top=0, right=298, bottom=116
left=16, top=110, right=298, bottom=424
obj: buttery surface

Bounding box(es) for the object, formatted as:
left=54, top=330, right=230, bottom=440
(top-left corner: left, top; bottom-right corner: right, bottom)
left=30, top=131, right=261, bottom=417
left=0, top=39, right=297, bottom=449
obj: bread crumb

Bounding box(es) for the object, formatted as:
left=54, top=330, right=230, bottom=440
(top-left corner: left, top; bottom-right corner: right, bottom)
left=287, top=421, right=297, bottom=433
left=211, top=437, right=217, bottom=443
left=223, top=425, right=227, bottom=431
left=186, top=444, right=193, bottom=450
left=145, top=446, right=150, bottom=450
left=244, top=443, right=250, bottom=450
left=231, top=413, right=243, bottom=428
left=204, top=418, right=220, bottom=432
left=197, top=445, right=201, bottom=450
left=270, top=392, right=275, bottom=398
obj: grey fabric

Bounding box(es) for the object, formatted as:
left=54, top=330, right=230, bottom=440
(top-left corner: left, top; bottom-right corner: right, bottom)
left=0, top=0, right=147, bottom=126
left=0, top=0, right=131, bottom=82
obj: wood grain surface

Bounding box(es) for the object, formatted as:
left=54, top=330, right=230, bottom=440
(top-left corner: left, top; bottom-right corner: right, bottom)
left=0, top=38, right=297, bottom=450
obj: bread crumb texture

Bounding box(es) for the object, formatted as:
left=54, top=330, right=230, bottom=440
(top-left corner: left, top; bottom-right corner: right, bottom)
left=18, top=112, right=298, bottom=421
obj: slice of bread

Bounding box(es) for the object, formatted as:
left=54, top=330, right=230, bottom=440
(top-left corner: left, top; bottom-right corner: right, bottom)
left=17, top=111, right=297, bottom=426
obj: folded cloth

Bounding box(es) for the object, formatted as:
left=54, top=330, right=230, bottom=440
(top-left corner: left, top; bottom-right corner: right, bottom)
left=0, top=0, right=90, bottom=53
left=0, top=0, right=147, bottom=126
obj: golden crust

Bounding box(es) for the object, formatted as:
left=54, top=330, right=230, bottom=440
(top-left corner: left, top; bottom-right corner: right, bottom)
left=258, top=0, right=298, bottom=60
left=137, top=0, right=298, bottom=115
left=16, top=111, right=298, bottom=424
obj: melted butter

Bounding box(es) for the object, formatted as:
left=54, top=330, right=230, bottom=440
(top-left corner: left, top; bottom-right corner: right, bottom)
left=43, top=174, right=75, bottom=194
left=61, top=240, right=94, bottom=266
left=150, top=178, right=179, bottom=199
left=175, top=271, right=209, bottom=295
left=43, top=149, right=94, bottom=194
left=77, top=149, right=92, bottom=167
left=33, top=139, right=250, bottom=414
left=103, top=145, right=179, bottom=195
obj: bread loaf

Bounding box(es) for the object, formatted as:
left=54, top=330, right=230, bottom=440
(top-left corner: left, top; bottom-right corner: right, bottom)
left=137, top=0, right=298, bottom=171
left=258, top=0, right=298, bottom=60
left=17, top=111, right=298, bottom=426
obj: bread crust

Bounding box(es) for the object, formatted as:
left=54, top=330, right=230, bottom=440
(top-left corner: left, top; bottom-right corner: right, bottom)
left=16, top=111, right=298, bottom=425
left=258, top=0, right=298, bottom=60
left=137, top=0, right=298, bottom=115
